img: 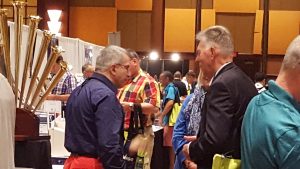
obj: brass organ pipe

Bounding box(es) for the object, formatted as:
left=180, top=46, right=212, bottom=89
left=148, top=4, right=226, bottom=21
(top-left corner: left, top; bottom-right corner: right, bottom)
left=12, top=1, right=25, bottom=104
left=19, top=16, right=41, bottom=108
left=29, top=46, right=64, bottom=108
left=24, top=31, right=53, bottom=107
left=0, top=9, right=12, bottom=86
left=33, top=60, right=68, bottom=113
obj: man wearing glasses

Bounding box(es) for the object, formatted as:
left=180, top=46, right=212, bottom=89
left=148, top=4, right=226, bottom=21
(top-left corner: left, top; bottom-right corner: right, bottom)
left=118, top=49, right=160, bottom=169
left=64, top=45, right=132, bottom=169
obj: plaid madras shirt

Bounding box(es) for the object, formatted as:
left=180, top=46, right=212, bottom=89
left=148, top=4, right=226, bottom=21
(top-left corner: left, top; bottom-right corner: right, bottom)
left=51, top=71, right=77, bottom=104
left=118, top=69, right=160, bottom=129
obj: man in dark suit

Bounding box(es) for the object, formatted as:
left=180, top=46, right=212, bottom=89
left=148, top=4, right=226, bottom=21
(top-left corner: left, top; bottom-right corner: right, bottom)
left=182, top=25, right=257, bottom=169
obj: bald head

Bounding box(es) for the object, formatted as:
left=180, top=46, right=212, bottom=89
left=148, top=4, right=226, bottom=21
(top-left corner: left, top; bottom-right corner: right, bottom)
left=280, top=35, right=300, bottom=72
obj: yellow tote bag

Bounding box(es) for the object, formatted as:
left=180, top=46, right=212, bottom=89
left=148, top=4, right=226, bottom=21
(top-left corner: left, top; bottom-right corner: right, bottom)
left=212, top=154, right=241, bottom=169
left=168, top=102, right=181, bottom=126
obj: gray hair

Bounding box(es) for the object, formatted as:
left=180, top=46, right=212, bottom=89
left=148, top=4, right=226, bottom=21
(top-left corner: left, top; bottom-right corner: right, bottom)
left=281, top=35, right=300, bottom=71
left=196, top=25, right=234, bottom=56
left=95, top=45, right=128, bottom=71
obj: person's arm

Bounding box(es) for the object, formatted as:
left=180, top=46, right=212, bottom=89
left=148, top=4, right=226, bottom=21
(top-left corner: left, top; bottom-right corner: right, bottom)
left=275, top=128, right=300, bottom=168
left=141, top=80, right=160, bottom=115
left=121, top=102, right=158, bottom=116
left=140, top=102, right=159, bottom=115
left=47, top=74, right=77, bottom=101
left=121, top=80, right=160, bottom=115
left=160, top=100, right=174, bottom=117
left=95, top=93, right=126, bottom=169
left=172, top=95, right=192, bottom=165
left=173, top=95, right=191, bottom=152
left=189, top=81, right=234, bottom=163
left=47, top=94, right=70, bottom=101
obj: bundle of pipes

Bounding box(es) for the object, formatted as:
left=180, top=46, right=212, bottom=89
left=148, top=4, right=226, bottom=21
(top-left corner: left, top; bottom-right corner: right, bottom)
left=0, top=1, right=67, bottom=113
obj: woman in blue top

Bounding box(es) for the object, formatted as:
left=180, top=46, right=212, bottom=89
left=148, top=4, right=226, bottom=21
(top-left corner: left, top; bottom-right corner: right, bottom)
left=172, top=72, right=210, bottom=169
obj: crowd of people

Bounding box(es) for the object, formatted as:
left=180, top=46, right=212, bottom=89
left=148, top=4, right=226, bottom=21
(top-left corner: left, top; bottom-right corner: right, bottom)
left=31, top=25, right=300, bottom=169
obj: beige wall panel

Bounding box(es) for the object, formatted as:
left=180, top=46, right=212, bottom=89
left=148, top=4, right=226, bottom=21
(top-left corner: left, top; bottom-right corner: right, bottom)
left=165, top=0, right=196, bottom=9
left=202, top=0, right=213, bottom=9
left=117, top=12, right=151, bottom=51
left=253, top=10, right=263, bottom=54
left=116, top=0, right=152, bottom=11
left=70, top=0, right=115, bottom=7
left=217, top=13, right=255, bottom=53
left=164, top=9, right=195, bottom=52
left=269, top=0, right=300, bottom=10
left=3, top=0, right=10, bottom=5
left=27, top=7, right=37, bottom=16
left=214, top=0, right=259, bottom=13
left=267, top=57, right=283, bottom=75
left=69, top=7, right=117, bottom=46
left=269, top=11, right=300, bottom=54
left=27, top=0, right=37, bottom=6
left=253, top=34, right=262, bottom=54
left=6, top=7, right=14, bottom=18
left=117, top=12, right=137, bottom=49
left=201, top=9, right=215, bottom=30
left=136, top=12, right=151, bottom=51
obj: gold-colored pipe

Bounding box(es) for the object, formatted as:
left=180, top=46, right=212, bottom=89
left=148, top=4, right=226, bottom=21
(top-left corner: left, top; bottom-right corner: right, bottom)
left=29, top=46, right=64, bottom=108
left=0, top=9, right=13, bottom=86
left=12, top=1, right=26, bottom=104
left=24, top=31, right=53, bottom=108
left=33, top=60, right=68, bottom=113
left=19, top=16, right=41, bottom=108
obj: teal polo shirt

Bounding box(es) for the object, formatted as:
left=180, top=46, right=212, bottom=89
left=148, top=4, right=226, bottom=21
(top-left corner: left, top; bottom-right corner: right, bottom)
left=162, top=82, right=176, bottom=126
left=241, top=80, right=300, bottom=169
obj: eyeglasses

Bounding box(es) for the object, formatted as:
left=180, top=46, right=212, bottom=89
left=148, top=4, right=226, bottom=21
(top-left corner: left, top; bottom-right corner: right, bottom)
left=116, top=64, right=130, bottom=71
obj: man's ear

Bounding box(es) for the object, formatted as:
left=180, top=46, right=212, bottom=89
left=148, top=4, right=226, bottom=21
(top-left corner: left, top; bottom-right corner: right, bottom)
left=210, top=47, right=217, bottom=60
left=109, top=65, right=117, bottom=76
left=131, top=58, right=139, bottom=65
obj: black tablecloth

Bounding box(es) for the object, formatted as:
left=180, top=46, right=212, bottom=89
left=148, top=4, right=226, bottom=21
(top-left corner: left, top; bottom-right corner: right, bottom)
left=15, top=139, right=52, bottom=169
left=151, top=128, right=169, bottom=169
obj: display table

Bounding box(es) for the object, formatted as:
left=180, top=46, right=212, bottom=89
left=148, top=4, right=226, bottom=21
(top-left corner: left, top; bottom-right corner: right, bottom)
left=15, top=135, right=52, bottom=169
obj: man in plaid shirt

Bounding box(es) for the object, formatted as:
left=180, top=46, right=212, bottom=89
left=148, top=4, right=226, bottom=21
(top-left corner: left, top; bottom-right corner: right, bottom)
left=47, top=56, right=77, bottom=112
left=118, top=49, right=160, bottom=169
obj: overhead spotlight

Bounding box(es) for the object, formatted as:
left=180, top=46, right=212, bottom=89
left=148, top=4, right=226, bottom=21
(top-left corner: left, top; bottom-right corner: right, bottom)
left=171, top=53, right=180, bottom=61
left=149, top=51, right=159, bottom=60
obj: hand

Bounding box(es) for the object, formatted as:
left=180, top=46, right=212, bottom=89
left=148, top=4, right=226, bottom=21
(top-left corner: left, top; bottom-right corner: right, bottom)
left=154, top=112, right=163, bottom=126
left=182, top=144, right=190, bottom=160
left=120, top=102, right=132, bottom=112
left=46, top=94, right=56, bottom=100
left=184, top=135, right=197, bottom=142
left=186, top=160, right=197, bottom=169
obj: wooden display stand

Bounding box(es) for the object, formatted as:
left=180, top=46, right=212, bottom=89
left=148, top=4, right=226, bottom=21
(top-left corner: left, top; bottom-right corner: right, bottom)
left=15, top=108, right=50, bottom=141
left=15, top=108, right=52, bottom=169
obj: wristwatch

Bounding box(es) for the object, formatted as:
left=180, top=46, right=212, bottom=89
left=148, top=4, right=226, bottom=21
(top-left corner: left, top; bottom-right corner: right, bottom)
left=129, top=102, right=134, bottom=111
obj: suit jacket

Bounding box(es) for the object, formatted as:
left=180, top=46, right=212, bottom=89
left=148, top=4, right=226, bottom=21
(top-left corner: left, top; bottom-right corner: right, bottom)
left=189, top=63, right=257, bottom=169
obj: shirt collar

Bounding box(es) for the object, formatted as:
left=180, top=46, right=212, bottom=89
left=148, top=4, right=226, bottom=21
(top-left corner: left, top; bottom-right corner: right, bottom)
left=91, top=73, right=118, bottom=94
left=209, top=62, right=232, bottom=86
left=132, top=69, right=143, bottom=83
left=165, top=82, right=174, bottom=90
left=268, top=80, right=300, bottom=112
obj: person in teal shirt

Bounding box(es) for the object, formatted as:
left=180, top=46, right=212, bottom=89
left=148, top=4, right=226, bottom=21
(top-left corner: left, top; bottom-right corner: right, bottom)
left=241, top=35, right=300, bottom=169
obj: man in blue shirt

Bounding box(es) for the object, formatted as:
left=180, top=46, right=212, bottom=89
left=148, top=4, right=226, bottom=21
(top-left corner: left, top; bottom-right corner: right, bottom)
left=158, top=71, right=179, bottom=169
left=241, top=35, right=300, bottom=169
left=64, top=45, right=132, bottom=169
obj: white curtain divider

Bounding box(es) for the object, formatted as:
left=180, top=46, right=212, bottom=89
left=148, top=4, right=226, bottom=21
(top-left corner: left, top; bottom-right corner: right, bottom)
left=78, top=39, right=105, bottom=69
left=9, top=22, right=30, bottom=89
left=57, top=36, right=79, bottom=74
left=9, top=21, right=105, bottom=77
left=34, top=29, right=48, bottom=78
